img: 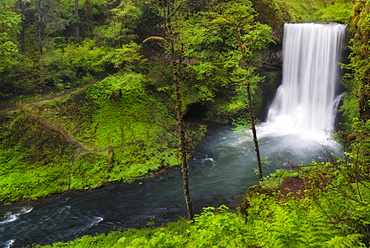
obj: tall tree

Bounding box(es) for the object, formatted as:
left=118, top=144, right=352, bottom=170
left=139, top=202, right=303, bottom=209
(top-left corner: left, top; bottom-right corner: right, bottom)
left=144, top=0, right=193, bottom=219
left=205, top=0, right=273, bottom=180
left=30, top=0, right=67, bottom=67
left=17, top=0, right=26, bottom=53
left=75, top=0, right=79, bottom=39
left=96, top=0, right=142, bottom=48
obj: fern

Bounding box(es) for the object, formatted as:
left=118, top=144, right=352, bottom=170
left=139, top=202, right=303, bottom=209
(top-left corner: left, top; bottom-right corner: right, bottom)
left=324, top=234, right=365, bottom=248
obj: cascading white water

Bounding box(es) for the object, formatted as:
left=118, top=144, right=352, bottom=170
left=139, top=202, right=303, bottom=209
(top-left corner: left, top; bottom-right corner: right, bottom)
left=266, top=23, right=346, bottom=137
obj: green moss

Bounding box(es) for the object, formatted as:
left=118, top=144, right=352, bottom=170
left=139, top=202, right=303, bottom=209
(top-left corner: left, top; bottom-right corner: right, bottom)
left=0, top=72, right=207, bottom=204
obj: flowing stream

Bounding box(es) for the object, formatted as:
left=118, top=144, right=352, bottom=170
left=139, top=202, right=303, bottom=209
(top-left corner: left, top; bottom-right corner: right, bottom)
left=0, top=23, right=346, bottom=248
left=0, top=125, right=340, bottom=248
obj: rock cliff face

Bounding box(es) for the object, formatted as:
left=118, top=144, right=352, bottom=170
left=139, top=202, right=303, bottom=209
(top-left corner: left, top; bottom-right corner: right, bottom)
left=250, top=0, right=286, bottom=41
left=251, top=0, right=283, bottom=66
left=262, top=43, right=283, bottom=71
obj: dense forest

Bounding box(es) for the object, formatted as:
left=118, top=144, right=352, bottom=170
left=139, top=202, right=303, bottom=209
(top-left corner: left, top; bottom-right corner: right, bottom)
left=1, top=0, right=370, bottom=247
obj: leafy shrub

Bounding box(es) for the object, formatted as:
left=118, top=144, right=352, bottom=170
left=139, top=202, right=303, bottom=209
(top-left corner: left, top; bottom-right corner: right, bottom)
left=44, top=39, right=113, bottom=90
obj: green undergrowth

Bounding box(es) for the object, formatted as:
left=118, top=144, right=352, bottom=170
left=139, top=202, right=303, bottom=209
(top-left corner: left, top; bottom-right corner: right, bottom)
left=38, top=160, right=370, bottom=248
left=252, top=0, right=354, bottom=41
left=273, top=0, right=326, bottom=22
left=274, top=0, right=354, bottom=23
left=0, top=111, right=75, bottom=203
left=0, top=72, right=207, bottom=204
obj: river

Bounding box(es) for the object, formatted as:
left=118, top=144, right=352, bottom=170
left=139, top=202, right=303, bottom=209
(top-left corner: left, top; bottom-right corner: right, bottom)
left=0, top=124, right=340, bottom=248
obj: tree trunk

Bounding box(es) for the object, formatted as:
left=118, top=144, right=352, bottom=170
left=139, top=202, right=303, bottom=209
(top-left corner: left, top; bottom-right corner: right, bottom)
left=75, top=0, right=80, bottom=39
left=148, top=0, right=194, bottom=219
left=172, top=58, right=194, bottom=220
left=17, top=0, right=25, bottom=53
left=167, top=0, right=193, bottom=220
left=38, top=0, right=43, bottom=68
left=84, top=0, right=92, bottom=38
left=246, top=82, right=263, bottom=180
left=238, top=35, right=264, bottom=181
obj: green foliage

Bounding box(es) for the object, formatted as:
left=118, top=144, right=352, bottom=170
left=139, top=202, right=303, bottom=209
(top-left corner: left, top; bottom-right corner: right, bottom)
left=106, top=41, right=146, bottom=70
left=316, top=2, right=354, bottom=24
left=248, top=196, right=326, bottom=246
left=95, top=0, right=143, bottom=47
left=38, top=231, right=126, bottom=248
left=186, top=206, right=248, bottom=247
left=250, top=0, right=346, bottom=38
left=0, top=111, right=75, bottom=203
left=44, top=39, right=113, bottom=89
left=349, top=1, right=370, bottom=121
left=0, top=5, right=21, bottom=71
left=0, top=1, right=368, bottom=246
left=204, top=0, right=273, bottom=67
left=289, top=120, right=370, bottom=243
left=114, top=206, right=249, bottom=248
left=340, top=91, right=360, bottom=125
left=258, top=169, right=299, bottom=192
left=174, top=1, right=273, bottom=123
left=273, top=0, right=329, bottom=22
left=250, top=0, right=287, bottom=36
left=0, top=4, right=21, bottom=97
left=29, top=0, right=69, bottom=54
left=346, top=118, right=370, bottom=165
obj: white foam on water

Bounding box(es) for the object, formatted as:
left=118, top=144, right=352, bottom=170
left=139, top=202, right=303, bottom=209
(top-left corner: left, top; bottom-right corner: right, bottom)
left=3, top=239, right=15, bottom=248
left=20, top=207, right=33, bottom=214
left=0, top=213, right=20, bottom=225
left=77, top=216, right=104, bottom=234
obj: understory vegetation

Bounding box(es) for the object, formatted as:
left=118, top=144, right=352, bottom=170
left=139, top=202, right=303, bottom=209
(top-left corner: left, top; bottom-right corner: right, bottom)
left=1, top=0, right=370, bottom=247
left=0, top=72, right=207, bottom=203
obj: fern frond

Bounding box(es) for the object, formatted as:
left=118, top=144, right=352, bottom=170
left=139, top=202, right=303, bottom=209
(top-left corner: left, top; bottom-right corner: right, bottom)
left=324, top=234, right=365, bottom=248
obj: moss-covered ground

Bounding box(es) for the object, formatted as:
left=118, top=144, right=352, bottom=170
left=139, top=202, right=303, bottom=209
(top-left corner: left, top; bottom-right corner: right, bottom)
left=0, top=72, right=207, bottom=204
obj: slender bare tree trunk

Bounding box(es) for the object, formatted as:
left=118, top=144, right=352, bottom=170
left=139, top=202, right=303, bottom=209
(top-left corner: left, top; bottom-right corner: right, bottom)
left=246, top=82, right=263, bottom=180
left=168, top=18, right=193, bottom=219
left=147, top=0, right=194, bottom=219
left=18, top=0, right=25, bottom=53
left=165, top=1, right=193, bottom=220
left=172, top=58, right=194, bottom=219
left=238, top=36, right=263, bottom=181
left=38, top=0, right=43, bottom=68
left=75, top=0, right=80, bottom=39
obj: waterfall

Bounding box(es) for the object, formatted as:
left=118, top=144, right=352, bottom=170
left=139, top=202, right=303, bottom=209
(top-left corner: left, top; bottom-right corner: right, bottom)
left=266, top=23, right=346, bottom=137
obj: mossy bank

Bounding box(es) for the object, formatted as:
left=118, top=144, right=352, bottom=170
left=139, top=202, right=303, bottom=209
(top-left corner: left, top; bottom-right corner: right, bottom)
left=0, top=72, right=207, bottom=204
